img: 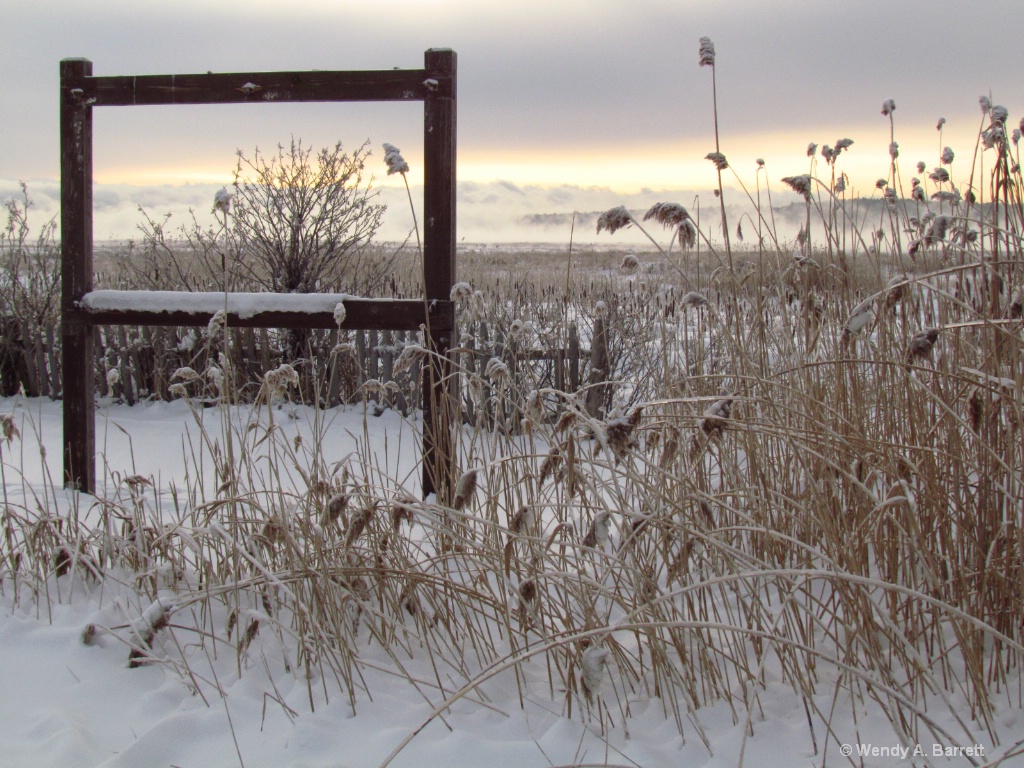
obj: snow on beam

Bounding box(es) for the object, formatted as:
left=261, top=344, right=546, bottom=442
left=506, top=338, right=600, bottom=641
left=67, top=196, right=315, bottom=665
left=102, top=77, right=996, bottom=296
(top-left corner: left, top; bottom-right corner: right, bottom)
left=74, top=290, right=453, bottom=331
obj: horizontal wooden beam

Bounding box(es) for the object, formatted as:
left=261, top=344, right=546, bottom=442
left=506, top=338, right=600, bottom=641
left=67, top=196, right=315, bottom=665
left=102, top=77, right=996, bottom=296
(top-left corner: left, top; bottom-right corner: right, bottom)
left=61, top=66, right=452, bottom=107
left=73, top=291, right=452, bottom=331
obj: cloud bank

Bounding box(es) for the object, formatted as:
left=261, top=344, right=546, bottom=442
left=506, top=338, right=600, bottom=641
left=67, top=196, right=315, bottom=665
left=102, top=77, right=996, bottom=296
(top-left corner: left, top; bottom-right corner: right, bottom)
left=3, top=176, right=826, bottom=249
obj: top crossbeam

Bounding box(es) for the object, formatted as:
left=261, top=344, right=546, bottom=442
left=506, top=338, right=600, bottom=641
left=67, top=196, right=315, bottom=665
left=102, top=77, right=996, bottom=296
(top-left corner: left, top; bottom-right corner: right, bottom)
left=61, top=65, right=454, bottom=107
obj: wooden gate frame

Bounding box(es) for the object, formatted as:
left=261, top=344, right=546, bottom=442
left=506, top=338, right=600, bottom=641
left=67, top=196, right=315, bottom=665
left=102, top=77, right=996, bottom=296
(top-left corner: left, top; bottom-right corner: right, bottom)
left=60, top=49, right=457, bottom=500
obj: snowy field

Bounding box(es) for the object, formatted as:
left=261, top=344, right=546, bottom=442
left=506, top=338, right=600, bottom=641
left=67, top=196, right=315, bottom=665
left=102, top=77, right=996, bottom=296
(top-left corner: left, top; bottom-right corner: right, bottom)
left=1, top=396, right=1020, bottom=768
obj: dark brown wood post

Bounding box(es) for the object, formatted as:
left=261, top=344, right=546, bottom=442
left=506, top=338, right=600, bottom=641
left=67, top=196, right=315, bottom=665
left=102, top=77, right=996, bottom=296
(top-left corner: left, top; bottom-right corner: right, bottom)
left=60, top=58, right=96, bottom=493
left=422, top=48, right=457, bottom=501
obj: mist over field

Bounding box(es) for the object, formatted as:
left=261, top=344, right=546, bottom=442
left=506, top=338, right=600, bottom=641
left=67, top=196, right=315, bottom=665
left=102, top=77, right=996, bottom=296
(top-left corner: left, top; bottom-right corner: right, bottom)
left=2, top=176, right=833, bottom=246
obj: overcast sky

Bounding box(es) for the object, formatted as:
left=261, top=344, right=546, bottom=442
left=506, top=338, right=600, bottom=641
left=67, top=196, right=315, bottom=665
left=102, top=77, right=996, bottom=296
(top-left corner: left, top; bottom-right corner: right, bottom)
left=3, top=0, right=1023, bottom=243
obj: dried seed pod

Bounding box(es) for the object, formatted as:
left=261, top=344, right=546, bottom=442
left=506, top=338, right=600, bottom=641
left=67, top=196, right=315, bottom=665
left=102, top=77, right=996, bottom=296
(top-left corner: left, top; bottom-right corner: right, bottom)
left=580, top=647, right=612, bottom=704
left=658, top=426, right=681, bottom=470
left=345, top=507, right=374, bottom=546
left=128, top=598, right=174, bottom=668
left=452, top=469, right=479, bottom=511
left=509, top=506, right=536, bottom=535
left=596, top=206, right=633, bottom=235
left=700, top=398, right=733, bottom=437
left=842, top=298, right=875, bottom=341
left=239, top=619, right=260, bottom=655
left=582, top=511, right=612, bottom=548
left=698, top=499, right=715, bottom=527
left=1007, top=288, right=1022, bottom=320
left=605, top=407, right=642, bottom=461
left=905, top=327, right=941, bottom=365
left=885, top=276, right=908, bottom=311
left=400, top=583, right=420, bottom=617
left=667, top=540, right=696, bottom=584
left=516, top=579, right=538, bottom=626
left=554, top=409, right=576, bottom=434
left=967, top=387, right=984, bottom=432
left=322, top=493, right=349, bottom=528
left=679, top=291, right=709, bottom=309
left=538, top=448, right=562, bottom=485
left=389, top=494, right=416, bottom=532
left=638, top=566, right=659, bottom=603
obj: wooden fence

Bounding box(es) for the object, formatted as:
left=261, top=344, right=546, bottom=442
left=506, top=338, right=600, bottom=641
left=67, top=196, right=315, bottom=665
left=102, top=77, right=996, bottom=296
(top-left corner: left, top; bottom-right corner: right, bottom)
left=0, top=319, right=604, bottom=419
left=59, top=50, right=457, bottom=498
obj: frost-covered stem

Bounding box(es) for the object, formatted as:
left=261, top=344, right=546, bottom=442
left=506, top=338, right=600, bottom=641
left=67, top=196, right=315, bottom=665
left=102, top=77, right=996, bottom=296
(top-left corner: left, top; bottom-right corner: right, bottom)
left=564, top=212, right=576, bottom=355
left=888, top=113, right=897, bottom=188
left=710, top=65, right=733, bottom=268
left=398, top=170, right=431, bottom=335
left=728, top=167, right=781, bottom=251
left=627, top=214, right=698, bottom=293
left=400, top=171, right=423, bottom=265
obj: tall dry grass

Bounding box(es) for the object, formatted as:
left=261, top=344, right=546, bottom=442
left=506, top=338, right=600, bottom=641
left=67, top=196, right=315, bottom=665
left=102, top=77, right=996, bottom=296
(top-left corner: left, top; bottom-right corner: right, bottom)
left=3, top=50, right=1024, bottom=766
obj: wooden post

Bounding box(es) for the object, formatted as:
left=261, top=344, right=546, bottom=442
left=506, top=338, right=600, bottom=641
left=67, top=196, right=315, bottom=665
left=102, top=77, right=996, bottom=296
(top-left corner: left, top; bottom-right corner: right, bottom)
left=57, top=52, right=457, bottom=498
left=422, top=48, right=457, bottom=501
left=568, top=322, right=580, bottom=391
left=585, top=315, right=608, bottom=419
left=61, top=58, right=96, bottom=492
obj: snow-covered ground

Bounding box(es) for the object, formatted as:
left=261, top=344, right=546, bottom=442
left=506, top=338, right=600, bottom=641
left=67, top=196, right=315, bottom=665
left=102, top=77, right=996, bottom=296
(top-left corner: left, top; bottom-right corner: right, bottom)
left=0, top=397, right=1019, bottom=768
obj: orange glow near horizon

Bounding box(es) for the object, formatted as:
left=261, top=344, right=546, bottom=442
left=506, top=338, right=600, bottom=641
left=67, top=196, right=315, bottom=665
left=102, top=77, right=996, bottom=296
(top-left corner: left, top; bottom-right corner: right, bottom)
left=90, top=120, right=993, bottom=199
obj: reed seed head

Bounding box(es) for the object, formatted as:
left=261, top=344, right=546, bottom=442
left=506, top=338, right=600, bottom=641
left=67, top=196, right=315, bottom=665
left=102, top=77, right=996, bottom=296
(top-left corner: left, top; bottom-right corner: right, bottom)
left=168, top=368, right=196, bottom=382
left=843, top=298, right=875, bottom=341
left=881, top=98, right=896, bottom=116
left=620, top=253, right=640, bottom=274
left=906, top=327, right=941, bottom=363
left=263, top=363, right=299, bottom=398
left=1, top=413, right=21, bottom=444
left=781, top=175, right=812, bottom=200
left=322, top=492, right=349, bottom=527
left=705, top=152, right=729, bottom=171
left=885, top=276, right=908, bottom=310
left=452, top=469, right=479, bottom=511
left=394, top=344, right=428, bottom=375
left=680, top=292, right=708, bottom=312
left=389, top=493, right=416, bottom=531
left=698, top=36, right=715, bottom=67
left=582, top=511, right=612, bottom=548
left=1008, top=288, right=1022, bottom=319
left=643, top=202, right=697, bottom=249
left=581, top=646, right=612, bottom=703
left=605, top=407, right=642, bottom=460
left=596, top=206, right=633, bottom=235
left=213, top=187, right=232, bottom=215
left=701, top=398, right=733, bottom=436
left=382, top=143, right=410, bottom=175
left=509, top=505, right=536, bottom=535
left=518, top=579, right=537, bottom=604
left=450, top=281, right=473, bottom=303
left=485, top=357, right=510, bottom=386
